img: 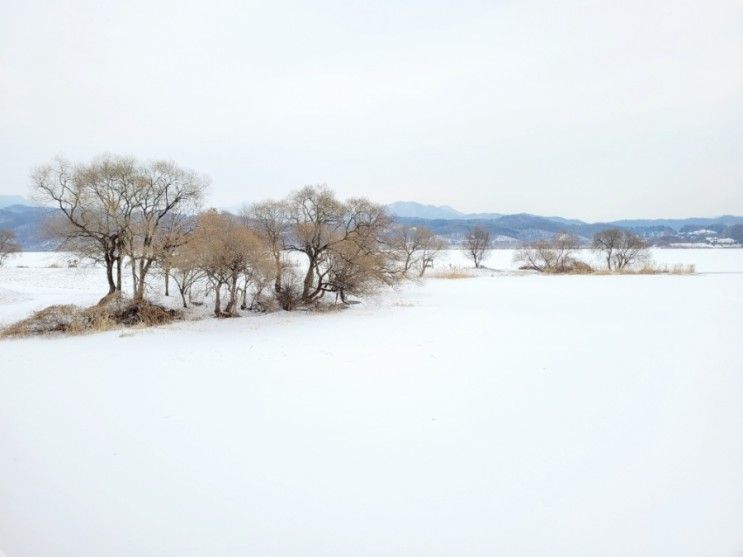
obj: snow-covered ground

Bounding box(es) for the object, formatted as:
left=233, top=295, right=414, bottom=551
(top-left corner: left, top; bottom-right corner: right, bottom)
left=1, top=249, right=742, bottom=556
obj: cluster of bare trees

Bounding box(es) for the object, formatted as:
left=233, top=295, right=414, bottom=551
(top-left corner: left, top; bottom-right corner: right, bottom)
left=35, top=157, right=452, bottom=316
left=0, top=229, right=21, bottom=266
left=172, top=211, right=271, bottom=316
left=242, top=187, right=452, bottom=310
left=515, top=229, right=649, bottom=273
left=34, top=155, right=206, bottom=302
left=171, top=188, right=452, bottom=314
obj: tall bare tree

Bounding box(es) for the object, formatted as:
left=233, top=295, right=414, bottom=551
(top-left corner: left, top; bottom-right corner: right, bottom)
left=283, top=186, right=396, bottom=305
left=33, top=156, right=136, bottom=300
left=242, top=200, right=287, bottom=293
left=125, top=160, right=206, bottom=301
left=33, top=155, right=206, bottom=303
left=463, top=225, right=492, bottom=268
left=0, top=229, right=21, bottom=266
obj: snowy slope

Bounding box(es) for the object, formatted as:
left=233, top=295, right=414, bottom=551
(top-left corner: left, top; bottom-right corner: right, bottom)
left=0, top=250, right=742, bottom=556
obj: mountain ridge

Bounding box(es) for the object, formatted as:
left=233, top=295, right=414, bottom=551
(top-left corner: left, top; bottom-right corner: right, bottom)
left=1, top=198, right=742, bottom=250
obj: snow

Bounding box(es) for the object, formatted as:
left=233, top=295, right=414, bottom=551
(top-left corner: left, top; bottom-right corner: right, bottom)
left=1, top=250, right=743, bottom=556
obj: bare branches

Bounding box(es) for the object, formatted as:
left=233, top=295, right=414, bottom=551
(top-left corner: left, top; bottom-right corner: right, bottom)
left=0, top=229, right=21, bottom=266
left=32, top=155, right=135, bottom=297
left=390, top=225, right=448, bottom=276
left=267, top=186, right=399, bottom=305
left=592, top=229, right=649, bottom=271
left=32, top=155, right=207, bottom=302
left=189, top=211, right=271, bottom=317
left=514, top=232, right=584, bottom=273
left=463, top=225, right=492, bottom=268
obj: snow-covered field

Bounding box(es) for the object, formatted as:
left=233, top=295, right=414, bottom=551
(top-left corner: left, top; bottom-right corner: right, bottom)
left=1, top=249, right=742, bottom=556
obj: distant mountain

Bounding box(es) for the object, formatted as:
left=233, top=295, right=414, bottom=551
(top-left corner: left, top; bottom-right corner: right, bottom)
left=610, top=215, right=743, bottom=229
left=388, top=202, right=743, bottom=246
left=0, top=195, right=35, bottom=209
left=0, top=204, right=57, bottom=250
left=0, top=195, right=741, bottom=251
left=386, top=202, right=464, bottom=220
left=387, top=201, right=504, bottom=220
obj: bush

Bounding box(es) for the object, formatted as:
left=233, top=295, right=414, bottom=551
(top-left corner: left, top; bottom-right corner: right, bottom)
left=274, top=271, right=304, bottom=310
left=555, top=260, right=594, bottom=274
left=114, top=301, right=181, bottom=326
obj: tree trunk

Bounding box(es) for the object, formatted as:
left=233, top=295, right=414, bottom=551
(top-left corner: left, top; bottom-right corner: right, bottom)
left=302, top=255, right=316, bottom=302
left=224, top=276, right=238, bottom=316
left=214, top=283, right=222, bottom=317
left=104, top=252, right=116, bottom=295
left=115, top=255, right=123, bottom=292
left=130, top=257, right=137, bottom=298
left=164, top=266, right=170, bottom=296
left=241, top=278, right=249, bottom=310
left=273, top=255, right=282, bottom=293
left=133, top=258, right=152, bottom=302
left=179, top=287, right=188, bottom=309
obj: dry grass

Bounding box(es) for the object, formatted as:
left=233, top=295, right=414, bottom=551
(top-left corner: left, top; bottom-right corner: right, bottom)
left=592, top=263, right=696, bottom=275
left=428, top=267, right=474, bottom=279
left=1, top=298, right=182, bottom=339
left=542, top=261, right=595, bottom=275
left=1, top=305, right=109, bottom=337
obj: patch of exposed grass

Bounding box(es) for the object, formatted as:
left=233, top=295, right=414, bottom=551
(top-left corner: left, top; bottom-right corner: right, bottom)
left=1, top=298, right=182, bottom=339
left=428, top=267, right=474, bottom=279
left=592, top=263, right=696, bottom=275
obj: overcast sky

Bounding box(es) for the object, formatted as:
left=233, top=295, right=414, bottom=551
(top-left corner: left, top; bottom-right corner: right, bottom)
left=1, top=0, right=741, bottom=220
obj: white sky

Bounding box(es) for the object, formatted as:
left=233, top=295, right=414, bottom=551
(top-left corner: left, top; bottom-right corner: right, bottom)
left=1, top=0, right=741, bottom=220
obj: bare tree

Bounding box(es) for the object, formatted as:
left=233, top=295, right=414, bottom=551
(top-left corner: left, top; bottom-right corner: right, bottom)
left=463, top=225, right=492, bottom=268
left=33, top=156, right=135, bottom=300
left=593, top=228, right=648, bottom=271
left=391, top=225, right=448, bottom=277
left=418, top=235, right=448, bottom=277
left=613, top=230, right=648, bottom=270
left=125, top=160, right=206, bottom=301
left=161, top=242, right=205, bottom=308
left=0, top=229, right=21, bottom=266
left=283, top=186, right=397, bottom=305
left=319, top=199, right=400, bottom=303
left=515, top=232, right=583, bottom=272
left=592, top=228, right=622, bottom=271
left=33, top=155, right=206, bottom=303
left=190, top=211, right=269, bottom=317
left=242, top=200, right=287, bottom=293
left=284, top=185, right=345, bottom=303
